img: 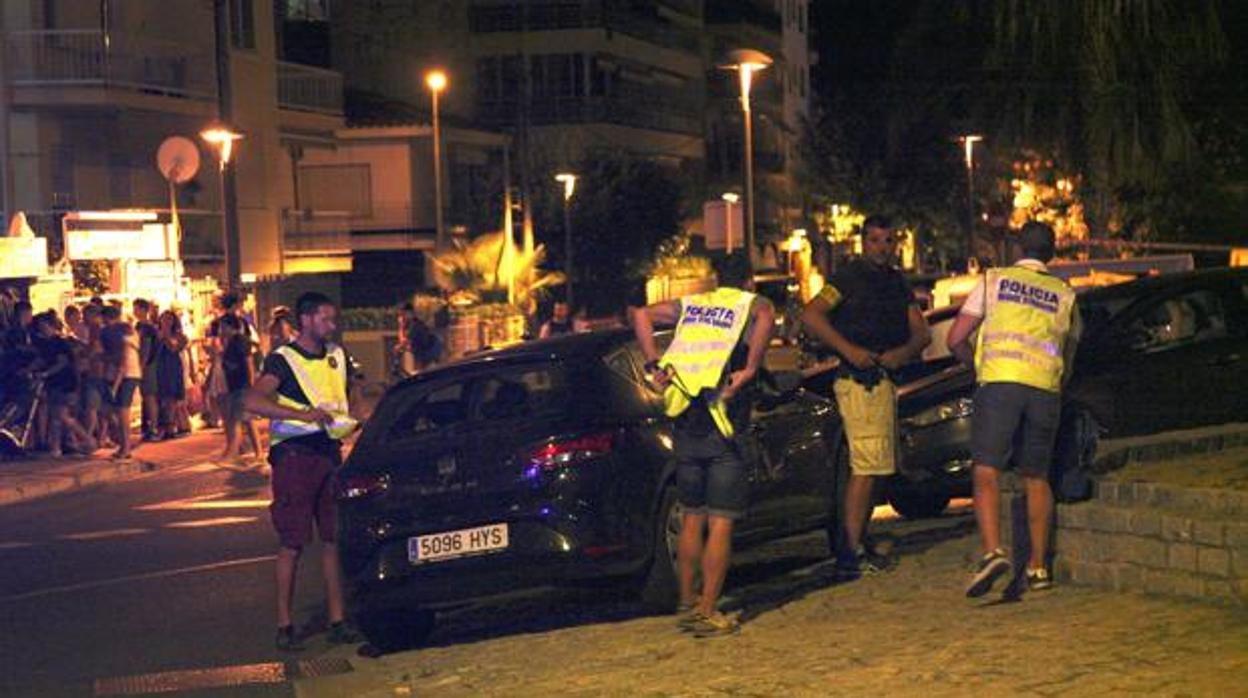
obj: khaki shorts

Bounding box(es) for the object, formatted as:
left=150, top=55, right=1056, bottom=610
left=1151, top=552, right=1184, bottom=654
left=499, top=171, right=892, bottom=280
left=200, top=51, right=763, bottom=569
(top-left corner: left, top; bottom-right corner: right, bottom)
left=833, top=377, right=898, bottom=476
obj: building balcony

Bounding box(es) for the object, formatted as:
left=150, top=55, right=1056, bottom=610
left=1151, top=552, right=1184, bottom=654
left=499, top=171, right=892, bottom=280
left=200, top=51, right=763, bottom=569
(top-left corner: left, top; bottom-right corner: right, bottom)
left=469, top=1, right=700, bottom=54
left=4, top=30, right=213, bottom=101
left=282, top=210, right=354, bottom=254
left=479, top=94, right=701, bottom=136
left=277, top=61, right=344, bottom=115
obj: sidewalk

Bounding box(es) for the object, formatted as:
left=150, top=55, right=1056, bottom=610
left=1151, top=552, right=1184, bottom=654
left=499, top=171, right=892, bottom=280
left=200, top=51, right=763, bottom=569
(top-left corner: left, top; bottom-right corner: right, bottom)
left=294, top=520, right=1248, bottom=697
left=0, top=428, right=235, bottom=507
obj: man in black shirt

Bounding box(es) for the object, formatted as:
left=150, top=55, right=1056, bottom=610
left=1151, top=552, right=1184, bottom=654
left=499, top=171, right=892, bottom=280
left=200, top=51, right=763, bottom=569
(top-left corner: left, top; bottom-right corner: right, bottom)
left=33, top=312, right=95, bottom=457
left=801, top=215, right=930, bottom=577
left=133, top=298, right=160, bottom=441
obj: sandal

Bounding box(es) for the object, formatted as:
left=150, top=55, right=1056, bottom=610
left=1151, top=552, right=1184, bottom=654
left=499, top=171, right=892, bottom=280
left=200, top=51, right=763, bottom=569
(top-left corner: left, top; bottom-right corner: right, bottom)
left=690, top=611, right=740, bottom=638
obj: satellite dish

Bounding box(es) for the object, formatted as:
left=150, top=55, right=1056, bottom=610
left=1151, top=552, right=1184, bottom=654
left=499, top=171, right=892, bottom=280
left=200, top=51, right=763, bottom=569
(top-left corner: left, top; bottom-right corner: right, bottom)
left=156, top=136, right=201, bottom=184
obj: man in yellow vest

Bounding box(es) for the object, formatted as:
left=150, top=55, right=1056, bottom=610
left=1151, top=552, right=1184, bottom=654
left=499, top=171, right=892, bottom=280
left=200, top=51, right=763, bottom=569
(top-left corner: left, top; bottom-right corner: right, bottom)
left=947, top=222, right=1081, bottom=597
left=244, top=292, right=361, bottom=651
left=632, top=261, right=774, bottom=637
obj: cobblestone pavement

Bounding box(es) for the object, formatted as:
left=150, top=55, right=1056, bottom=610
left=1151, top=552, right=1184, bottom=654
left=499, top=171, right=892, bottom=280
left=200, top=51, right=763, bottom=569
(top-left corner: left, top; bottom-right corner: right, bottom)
left=298, top=513, right=1248, bottom=698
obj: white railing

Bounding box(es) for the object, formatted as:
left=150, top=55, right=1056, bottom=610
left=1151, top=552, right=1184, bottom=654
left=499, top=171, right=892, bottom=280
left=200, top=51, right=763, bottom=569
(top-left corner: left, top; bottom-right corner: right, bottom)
left=282, top=210, right=353, bottom=254
left=5, top=30, right=213, bottom=98
left=277, top=61, right=343, bottom=115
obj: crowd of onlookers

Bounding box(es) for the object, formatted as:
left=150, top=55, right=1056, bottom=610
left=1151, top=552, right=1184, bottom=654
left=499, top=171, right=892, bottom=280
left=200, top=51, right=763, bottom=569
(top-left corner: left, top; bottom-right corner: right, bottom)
left=0, top=290, right=292, bottom=463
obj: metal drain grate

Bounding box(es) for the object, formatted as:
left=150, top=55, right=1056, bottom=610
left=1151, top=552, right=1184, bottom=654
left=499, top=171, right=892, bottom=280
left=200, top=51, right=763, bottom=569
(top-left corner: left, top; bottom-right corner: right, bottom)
left=93, top=662, right=287, bottom=696
left=295, top=656, right=354, bottom=679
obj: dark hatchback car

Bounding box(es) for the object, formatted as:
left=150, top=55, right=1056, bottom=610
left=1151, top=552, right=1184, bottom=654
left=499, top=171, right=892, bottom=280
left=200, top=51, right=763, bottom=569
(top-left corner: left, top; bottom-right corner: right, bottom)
left=336, top=330, right=845, bottom=649
left=890, top=267, right=1248, bottom=509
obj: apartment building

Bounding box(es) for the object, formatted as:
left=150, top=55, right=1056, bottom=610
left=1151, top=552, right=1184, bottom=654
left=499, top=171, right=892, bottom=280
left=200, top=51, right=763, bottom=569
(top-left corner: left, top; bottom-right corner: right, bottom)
left=0, top=0, right=348, bottom=279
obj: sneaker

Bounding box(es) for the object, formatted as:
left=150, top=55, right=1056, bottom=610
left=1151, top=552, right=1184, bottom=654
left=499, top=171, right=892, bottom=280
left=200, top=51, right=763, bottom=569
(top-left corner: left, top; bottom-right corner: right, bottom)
left=966, top=548, right=1012, bottom=598
left=1026, top=567, right=1054, bottom=592
left=689, top=612, right=740, bottom=638
left=275, top=625, right=305, bottom=652
left=326, top=620, right=362, bottom=645
left=675, top=601, right=704, bottom=632
left=834, top=548, right=893, bottom=580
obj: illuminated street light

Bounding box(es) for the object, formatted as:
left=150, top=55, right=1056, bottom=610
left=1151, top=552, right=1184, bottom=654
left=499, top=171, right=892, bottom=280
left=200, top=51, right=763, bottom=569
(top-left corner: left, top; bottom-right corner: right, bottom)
left=426, top=69, right=449, bottom=249
left=719, top=48, right=772, bottom=273
left=722, top=192, right=740, bottom=253
left=958, top=134, right=983, bottom=265
left=554, top=172, right=578, bottom=309
left=200, top=124, right=244, bottom=288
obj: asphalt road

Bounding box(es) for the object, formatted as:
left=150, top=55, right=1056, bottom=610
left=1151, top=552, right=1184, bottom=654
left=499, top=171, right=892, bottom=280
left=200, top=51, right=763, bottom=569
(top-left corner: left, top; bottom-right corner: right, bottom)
left=0, top=458, right=331, bottom=698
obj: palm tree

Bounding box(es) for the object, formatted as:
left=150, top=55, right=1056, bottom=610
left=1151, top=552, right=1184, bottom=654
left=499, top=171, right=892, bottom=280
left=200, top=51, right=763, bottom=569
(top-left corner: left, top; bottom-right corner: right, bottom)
left=429, top=231, right=564, bottom=310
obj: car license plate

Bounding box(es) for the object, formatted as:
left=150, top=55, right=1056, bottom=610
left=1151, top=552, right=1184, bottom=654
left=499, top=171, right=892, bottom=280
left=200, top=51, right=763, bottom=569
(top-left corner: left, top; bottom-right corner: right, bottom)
left=409, top=523, right=509, bottom=564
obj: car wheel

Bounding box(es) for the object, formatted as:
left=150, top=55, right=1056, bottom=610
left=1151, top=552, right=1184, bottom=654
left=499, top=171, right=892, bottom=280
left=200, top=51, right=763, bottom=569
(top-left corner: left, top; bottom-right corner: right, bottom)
left=886, top=478, right=952, bottom=520
left=355, top=607, right=435, bottom=654
left=824, top=439, right=850, bottom=558
left=637, top=485, right=682, bottom=613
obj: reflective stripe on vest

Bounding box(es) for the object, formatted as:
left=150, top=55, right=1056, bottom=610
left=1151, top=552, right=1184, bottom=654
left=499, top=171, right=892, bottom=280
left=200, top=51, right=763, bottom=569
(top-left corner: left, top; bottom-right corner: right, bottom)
left=974, top=266, right=1076, bottom=393
left=659, top=287, right=755, bottom=437
left=270, top=343, right=358, bottom=444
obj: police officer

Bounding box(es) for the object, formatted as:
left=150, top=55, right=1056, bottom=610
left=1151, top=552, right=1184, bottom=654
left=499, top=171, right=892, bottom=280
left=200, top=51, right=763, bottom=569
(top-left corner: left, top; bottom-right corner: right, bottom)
left=946, top=221, right=1081, bottom=597
left=632, top=260, right=773, bottom=637
left=244, top=292, right=361, bottom=651
left=801, top=215, right=930, bottom=577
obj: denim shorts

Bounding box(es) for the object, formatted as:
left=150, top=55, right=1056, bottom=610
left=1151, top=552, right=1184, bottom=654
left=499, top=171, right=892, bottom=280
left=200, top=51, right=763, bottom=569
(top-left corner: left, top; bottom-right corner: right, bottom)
left=673, top=421, right=748, bottom=520
left=971, top=381, right=1061, bottom=477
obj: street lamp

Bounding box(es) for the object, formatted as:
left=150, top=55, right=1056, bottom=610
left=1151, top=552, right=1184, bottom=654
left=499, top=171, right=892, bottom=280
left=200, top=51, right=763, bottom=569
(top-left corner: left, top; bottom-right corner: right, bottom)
left=958, top=134, right=983, bottom=265
left=721, top=192, right=740, bottom=253
left=200, top=124, right=244, bottom=288
left=425, top=69, right=448, bottom=249
left=554, top=172, right=578, bottom=309
left=720, top=48, right=772, bottom=274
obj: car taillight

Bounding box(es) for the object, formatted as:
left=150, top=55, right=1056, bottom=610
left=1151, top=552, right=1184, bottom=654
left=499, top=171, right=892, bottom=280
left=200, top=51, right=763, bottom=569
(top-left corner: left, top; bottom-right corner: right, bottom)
left=337, top=472, right=390, bottom=500
left=523, top=432, right=615, bottom=473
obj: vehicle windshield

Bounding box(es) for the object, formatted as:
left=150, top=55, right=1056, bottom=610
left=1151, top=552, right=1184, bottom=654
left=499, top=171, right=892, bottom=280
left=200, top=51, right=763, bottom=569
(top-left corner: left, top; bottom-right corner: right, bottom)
left=1078, top=293, right=1135, bottom=335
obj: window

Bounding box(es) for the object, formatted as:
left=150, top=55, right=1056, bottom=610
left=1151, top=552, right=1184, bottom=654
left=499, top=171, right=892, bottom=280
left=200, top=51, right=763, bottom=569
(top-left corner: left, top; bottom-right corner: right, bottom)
left=298, top=164, right=371, bottom=217
left=285, top=0, right=329, bottom=21
left=229, top=0, right=256, bottom=50
left=476, top=367, right=568, bottom=421
left=388, top=382, right=469, bottom=438
left=1127, top=290, right=1228, bottom=351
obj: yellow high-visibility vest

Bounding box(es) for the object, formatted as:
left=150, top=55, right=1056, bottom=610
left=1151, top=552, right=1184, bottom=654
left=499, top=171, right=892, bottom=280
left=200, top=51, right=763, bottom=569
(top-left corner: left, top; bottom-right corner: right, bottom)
left=270, top=343, right=358, bottom=444
left=659, top=287, right=756, bottom=437
left=974, top=266, right=1076, bottom=393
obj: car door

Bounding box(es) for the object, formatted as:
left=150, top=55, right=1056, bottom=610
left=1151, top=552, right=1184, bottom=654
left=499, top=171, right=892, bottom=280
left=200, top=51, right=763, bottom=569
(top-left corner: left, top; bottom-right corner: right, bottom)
left=1101, top=285, right=1238, bottom=435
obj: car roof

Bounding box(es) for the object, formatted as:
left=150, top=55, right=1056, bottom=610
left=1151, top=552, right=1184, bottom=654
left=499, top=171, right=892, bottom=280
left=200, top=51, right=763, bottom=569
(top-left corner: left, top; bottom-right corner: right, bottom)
left=1079, top=267, right=1247, bottom=306
left=391, top=329, right=634, bottom=388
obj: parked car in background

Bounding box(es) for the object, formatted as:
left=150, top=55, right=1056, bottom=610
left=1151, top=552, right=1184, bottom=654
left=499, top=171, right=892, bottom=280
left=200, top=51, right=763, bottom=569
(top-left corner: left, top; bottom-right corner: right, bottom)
left=336, top=330, right=846, bottom=650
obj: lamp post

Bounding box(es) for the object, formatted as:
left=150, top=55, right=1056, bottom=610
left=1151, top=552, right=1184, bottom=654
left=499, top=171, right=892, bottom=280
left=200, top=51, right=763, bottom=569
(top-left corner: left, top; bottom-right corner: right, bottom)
left=554, top=172, right=578, bottom=309
left=720, top=49, right=772, bottom=274
left=200, top=125, right=244, bottom=288
left=721, top=192, right=740, bottom=253
left=425, top=69, right=448, bottom=249
left=959, top=134, right=983, bottom=265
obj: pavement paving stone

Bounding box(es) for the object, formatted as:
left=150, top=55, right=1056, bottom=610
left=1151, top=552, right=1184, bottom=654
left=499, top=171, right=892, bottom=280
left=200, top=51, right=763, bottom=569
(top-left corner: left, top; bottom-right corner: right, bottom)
left=295, top=529, right=1248, bottom=698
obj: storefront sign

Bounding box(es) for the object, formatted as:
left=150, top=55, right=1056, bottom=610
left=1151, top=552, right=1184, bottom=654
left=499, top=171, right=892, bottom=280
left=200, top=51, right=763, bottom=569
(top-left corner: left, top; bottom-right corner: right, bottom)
left=0, top=236, right=49, bottom=278
left=65, top=224, right=174, bottom=261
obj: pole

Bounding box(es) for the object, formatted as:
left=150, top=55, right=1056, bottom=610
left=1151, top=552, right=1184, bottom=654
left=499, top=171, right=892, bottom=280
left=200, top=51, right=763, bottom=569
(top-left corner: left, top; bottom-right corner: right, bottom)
left=432, top=88, right=445, bottom=250
left=563, top=199, right=573, bottom=310
left=725, top=201, right=734, bottom=253
left=965, top=160, right=975, bottom=264
left=741, top=70, right=756, bottom=274
left=212, top=0, right=241, bottom=289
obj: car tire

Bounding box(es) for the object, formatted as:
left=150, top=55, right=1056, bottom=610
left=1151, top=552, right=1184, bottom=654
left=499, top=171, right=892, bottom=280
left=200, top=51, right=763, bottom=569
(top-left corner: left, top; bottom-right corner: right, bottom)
left=355, top=607, right=435, bottom=654
left=824, top=439, right=850, bottom=558
left=637, top=485, right=682, bottom=613
left=885, top=478, right=952, bottom=520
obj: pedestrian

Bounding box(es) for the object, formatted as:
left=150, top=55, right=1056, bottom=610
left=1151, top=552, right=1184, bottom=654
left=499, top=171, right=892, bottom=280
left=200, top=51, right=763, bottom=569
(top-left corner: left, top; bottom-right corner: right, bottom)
left=799, top=214, right=931, bottom=577
left=156, top=310, right=191, bottom=439
left=32, top=312, right=96, bottom=457
left=631, top=259, right=774, bottom=637
left=538, top=300, right=576, bottom=338
left=100, top=305, right=142, bottom=460
left=78, top=303, right=112, bottom=450
left=133, top=298, right=161, bottom=442
left=64, top=304, right=88, bottom=344
left=946, top=221, right=1081, bottom=596
left=243, top=292, right=361, bottom=651
left=220, top=314, right=262, bottom=460
left=267, top=306, right=296, bottom=354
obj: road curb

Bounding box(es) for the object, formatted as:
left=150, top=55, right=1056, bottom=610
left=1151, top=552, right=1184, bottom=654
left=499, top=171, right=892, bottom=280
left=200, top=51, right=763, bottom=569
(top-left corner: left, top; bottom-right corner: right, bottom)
left=0, top=457, right=161, bottom=508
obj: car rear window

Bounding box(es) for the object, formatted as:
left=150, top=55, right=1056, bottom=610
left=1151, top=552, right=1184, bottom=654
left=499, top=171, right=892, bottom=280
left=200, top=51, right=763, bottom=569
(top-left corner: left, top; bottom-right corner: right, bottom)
left=476, top=366, right=570, bottom=420
left=385, top=381, right=469, bottom=439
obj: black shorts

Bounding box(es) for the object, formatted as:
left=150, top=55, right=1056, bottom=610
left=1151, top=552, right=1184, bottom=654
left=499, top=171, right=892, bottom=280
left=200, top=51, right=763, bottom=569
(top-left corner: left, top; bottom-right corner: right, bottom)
left=673, top=422, right=748, bottom=520
left=971, top=382, right=1061, bottom=477
left=110, top=378, right=141, bottom=410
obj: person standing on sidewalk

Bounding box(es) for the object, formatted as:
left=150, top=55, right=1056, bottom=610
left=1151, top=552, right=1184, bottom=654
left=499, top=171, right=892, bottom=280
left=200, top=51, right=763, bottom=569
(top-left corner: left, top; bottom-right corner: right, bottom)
left=800, top=215, right=930, bottom=577
left=133, top=299, right=161, bottom=442
left=244, top=292, right=361, bottom=651
left=32, top=312, right=96, bottom=457
left=946, top=221, right=1081, bottom=596
left=631, top=260, right=773, bottom=637
left=100, top=305, right=142, bottom=460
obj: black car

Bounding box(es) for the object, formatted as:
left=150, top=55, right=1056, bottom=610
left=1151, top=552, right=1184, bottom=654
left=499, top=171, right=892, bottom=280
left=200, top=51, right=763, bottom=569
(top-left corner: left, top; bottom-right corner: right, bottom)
left=889, top=267, right=1248, bottom=510
left=336, top=330, right=845, bottom=649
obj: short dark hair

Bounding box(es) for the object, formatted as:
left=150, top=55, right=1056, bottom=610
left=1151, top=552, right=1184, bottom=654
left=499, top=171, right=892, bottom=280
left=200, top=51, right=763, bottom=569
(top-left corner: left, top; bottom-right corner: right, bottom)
left=64, top=304, right=82, bottom=319
left=133, top=298, right=150, bottom=312
left=861, top=214, right=893, bottom=234
left=717, top=253, right=752, bottom=289
left=219, top=313, right=243, bottom=333
left=219, top=293, right=240, bottom=311
left=102, top=305, right=122, bottom=321
left=15, top=300, right=32, bottom=314
left=1018, top=221, right=1057, bottom=261
left=33, top=310, right=57, bottom=329
left=295, top=291, right=334, bottom=320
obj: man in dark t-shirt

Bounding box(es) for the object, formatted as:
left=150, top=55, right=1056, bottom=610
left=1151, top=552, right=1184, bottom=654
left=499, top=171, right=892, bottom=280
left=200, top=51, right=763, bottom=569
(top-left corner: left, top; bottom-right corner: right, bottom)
left=33, top=312, right=95, bottom=457
left=801, top=215, right=930, bottom=577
